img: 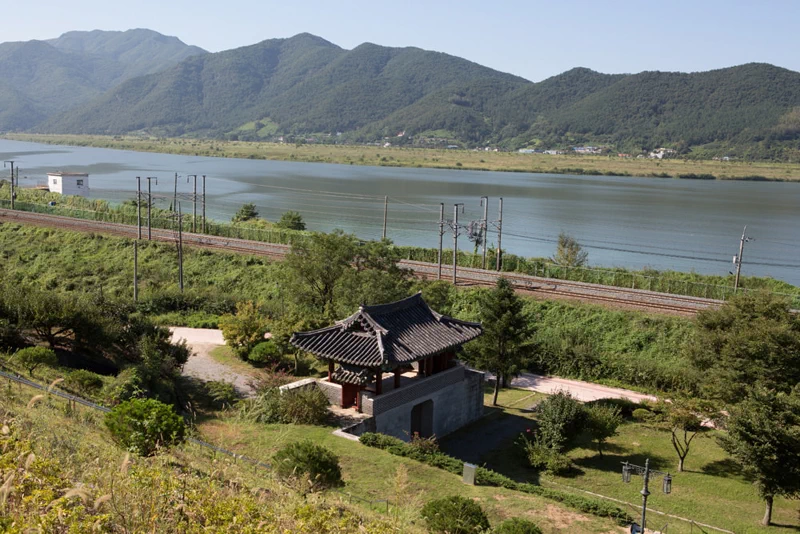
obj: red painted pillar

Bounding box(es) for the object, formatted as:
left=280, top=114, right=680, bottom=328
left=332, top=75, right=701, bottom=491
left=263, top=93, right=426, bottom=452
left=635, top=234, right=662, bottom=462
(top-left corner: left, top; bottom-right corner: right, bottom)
left=356, top=387, right=362, bottom=413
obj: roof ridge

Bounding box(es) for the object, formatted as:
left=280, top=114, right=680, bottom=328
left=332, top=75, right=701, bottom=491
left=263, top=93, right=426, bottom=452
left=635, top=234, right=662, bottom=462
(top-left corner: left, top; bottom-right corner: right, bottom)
left=361, top=292, right=424, bottom=316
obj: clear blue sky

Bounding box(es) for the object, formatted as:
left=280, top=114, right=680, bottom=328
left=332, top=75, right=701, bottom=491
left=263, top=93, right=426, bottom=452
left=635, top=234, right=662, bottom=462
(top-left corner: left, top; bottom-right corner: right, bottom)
left=6, top=0, right=799, bottom=82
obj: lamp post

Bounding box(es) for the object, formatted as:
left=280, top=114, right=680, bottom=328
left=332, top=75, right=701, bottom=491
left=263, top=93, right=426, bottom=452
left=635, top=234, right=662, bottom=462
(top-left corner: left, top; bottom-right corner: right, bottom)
left=621, top=459, right=673, bottom=533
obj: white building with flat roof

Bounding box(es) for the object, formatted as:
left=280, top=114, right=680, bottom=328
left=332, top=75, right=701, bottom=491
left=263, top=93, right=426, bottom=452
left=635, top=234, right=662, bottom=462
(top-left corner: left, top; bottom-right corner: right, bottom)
left=47, top=172, right=89, bottom=197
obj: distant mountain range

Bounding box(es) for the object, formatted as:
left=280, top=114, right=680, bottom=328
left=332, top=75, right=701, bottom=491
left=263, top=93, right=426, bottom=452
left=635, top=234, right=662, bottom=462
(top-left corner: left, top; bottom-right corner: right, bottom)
left=3, top=30, right=800, bottom=159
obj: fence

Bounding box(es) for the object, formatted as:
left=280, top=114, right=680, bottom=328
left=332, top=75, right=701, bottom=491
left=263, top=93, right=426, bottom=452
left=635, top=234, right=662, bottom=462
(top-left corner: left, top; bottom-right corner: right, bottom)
left=0, top=368, right=390, bottom=512
left=2, top=197, right=798, bottom=308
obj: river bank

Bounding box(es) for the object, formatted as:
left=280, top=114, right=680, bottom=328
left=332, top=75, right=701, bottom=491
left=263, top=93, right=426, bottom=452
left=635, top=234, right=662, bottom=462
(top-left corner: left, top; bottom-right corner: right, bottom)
left=6, top=133, right=800, bottom=181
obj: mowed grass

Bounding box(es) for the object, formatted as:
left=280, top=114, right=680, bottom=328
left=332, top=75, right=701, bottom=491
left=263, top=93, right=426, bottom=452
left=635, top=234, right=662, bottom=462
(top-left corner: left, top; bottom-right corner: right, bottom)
left=9, top=133, right=800, bottom=181
left=463, top=398, right=800, bottom=534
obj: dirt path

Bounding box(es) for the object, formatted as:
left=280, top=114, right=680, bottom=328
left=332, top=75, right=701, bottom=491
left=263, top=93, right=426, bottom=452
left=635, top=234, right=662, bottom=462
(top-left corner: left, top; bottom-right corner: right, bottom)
left=170, top=327, right=256, bottom=397
left=511, top=373, right=656, bottom=403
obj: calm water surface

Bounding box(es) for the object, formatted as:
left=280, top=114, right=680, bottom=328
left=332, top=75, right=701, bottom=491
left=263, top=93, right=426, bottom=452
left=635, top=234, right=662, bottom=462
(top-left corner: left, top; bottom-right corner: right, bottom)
left=2, top=139, right=799, bottom=285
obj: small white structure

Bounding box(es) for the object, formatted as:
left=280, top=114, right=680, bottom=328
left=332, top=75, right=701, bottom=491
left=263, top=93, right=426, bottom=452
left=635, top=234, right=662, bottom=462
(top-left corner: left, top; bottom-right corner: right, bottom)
left=47, top=172, right=89, bottom=197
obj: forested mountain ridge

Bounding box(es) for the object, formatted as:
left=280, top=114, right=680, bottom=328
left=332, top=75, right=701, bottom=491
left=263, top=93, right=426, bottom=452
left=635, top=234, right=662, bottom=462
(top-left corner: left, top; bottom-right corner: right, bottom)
left=0, top=29, right=206, bottom=131
left=7, top=30, right=800, bottom=159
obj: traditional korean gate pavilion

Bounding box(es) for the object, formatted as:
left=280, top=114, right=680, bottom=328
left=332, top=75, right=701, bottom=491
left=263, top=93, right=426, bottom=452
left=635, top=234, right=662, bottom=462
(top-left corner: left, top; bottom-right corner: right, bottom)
left=290, top=293, right=483, bottom=414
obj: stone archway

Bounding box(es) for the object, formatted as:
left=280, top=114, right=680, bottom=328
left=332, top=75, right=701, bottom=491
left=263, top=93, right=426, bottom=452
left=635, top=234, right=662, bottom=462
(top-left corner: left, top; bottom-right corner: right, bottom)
left=410, top=399, right=434, bottom=438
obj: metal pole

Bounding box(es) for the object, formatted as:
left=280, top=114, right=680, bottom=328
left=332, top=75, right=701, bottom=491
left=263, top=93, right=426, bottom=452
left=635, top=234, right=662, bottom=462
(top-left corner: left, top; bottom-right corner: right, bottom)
left=136, top=177, right=142, bottom=240
left=173, top=172, right=178, bottom=212
left=453, top=204, right=463, bottom=285
left=147, top=177, right=152, bottom=240
left=437, top=203, right=444, bottom=280
left=382, top=195, right=388, bottom=240
left=133, top=240, right=138, bottom=303
left=4, top=161, right=15, bottom=209
left=481, top=196, right=488, bottom=269
left=641, top=458, right=651, bottom=533
left=734, top=225, right=747, bottom=292
left=192, top=174, right=198, bottom=233
left=496, top=197, right=503, bottom=271
left=202, top=175, right=206, bottom=233
left=178, top=203, right=184, bottom=292
left=12, top=168, right=17, bottom=210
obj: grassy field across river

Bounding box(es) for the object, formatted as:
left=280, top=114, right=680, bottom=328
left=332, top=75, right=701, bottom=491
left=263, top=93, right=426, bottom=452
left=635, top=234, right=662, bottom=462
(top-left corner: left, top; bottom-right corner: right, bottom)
left=6, top=133, right=800, bottom=181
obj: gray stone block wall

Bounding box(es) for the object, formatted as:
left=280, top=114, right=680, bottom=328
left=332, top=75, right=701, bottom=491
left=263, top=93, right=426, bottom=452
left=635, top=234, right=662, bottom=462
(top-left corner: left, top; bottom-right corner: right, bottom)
left=317, top=379, right=342, bottom=406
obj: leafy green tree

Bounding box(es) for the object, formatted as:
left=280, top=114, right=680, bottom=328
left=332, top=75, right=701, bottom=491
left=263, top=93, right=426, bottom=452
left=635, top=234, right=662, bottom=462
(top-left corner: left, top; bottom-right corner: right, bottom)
left=218, top=301, right=269, bottom=359
left=535, top=391, right=585, bottom=451
left=231, top=203, right=259, bottom=223
left=585, top=403, right=623, bottom=458
left=14, top=289, right=89, bottom=350
left=718, top=388, right=800, bottom=526
left=275, top=210, right=306, bottom=231
left=13, top=346, right=57, bottom=377
left=688, top=292, right=800, bottom=404
left=551, top=232, right=588, bottom=267
left=662, top=400, right=708, bottom=472
left=470, top=278, right=534, bottom=406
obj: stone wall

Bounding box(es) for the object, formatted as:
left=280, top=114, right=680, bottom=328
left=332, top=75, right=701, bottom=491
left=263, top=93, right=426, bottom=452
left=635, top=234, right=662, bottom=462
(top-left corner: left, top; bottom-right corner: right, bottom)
left=317, top=379, right=342, bottom=406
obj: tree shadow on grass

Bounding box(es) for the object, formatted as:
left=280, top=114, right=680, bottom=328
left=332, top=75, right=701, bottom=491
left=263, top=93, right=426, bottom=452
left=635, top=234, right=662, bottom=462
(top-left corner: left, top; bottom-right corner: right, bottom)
left=573, top=450, right=673, bottom=474
left=700, top=458, right=750, bottom=480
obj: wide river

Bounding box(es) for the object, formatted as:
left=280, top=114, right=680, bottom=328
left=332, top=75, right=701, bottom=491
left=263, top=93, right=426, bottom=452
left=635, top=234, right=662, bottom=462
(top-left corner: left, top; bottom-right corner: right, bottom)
left=2, top=138, right=799, bottom=285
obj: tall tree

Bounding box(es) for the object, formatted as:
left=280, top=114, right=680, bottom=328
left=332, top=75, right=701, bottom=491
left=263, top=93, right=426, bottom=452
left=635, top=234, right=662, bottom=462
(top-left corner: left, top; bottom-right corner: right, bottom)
left=687, top=292, right=800, bottom=404
left=470, top=278, right=534, bottom=406
left=718, top=388, right=800, bottom=526
left=551, top=233, right=588, bottom=268
left=275, top=211, right=306, bottom=231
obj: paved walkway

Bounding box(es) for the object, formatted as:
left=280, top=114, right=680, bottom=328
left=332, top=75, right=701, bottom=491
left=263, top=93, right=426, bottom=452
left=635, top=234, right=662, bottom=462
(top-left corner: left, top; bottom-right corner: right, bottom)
left=170, top=327, right=256, bottom=396
left=511, top=373, right=657, bottom=403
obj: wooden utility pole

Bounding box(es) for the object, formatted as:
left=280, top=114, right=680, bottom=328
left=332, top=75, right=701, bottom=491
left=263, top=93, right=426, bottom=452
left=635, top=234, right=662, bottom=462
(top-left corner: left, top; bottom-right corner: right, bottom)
left=136, top=176, right=142, bottom=239
left=734, top=225, right=747, bottom=292
left=178, top=203, right=184, bottom=292
left=202, top=175, right=207, bottom=233
left=3, top=161, right=15, bottom=209
left=437, top=203, right=444, bottom=280
left=480, top=196, right=488, bottom=269
left=133, top=240, right=138, bottom=302
left=495, top=197, right=504, bottom=271
left=382, top=196, right=388, bottom=240
left=452, top=203, right=464, bottom=285
left=146, top=176, right=157, bottom=240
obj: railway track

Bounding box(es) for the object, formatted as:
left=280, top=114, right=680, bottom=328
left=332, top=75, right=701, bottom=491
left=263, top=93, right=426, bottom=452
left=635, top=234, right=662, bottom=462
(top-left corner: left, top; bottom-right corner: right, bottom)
left=0, top=208, right=718, bottom=315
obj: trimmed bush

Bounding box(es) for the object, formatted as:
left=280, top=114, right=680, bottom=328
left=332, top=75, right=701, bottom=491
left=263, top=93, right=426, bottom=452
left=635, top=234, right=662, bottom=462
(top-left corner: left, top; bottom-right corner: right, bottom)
left=248, top=340, right=282, bottom=365
left=494, top=518, right=542, bottom=534
left=421, top=496, right=490, bottom=534
left=632, top=408, right=655, bottom=422
left=535, top=391, right=585, bottom=451
left=13, top=346, right=57, bottom=376
left=522, top=436, right=573, bottom=475
left=65, top=369, right=104, bottom=394
left=104, top=398, right=185, bottom=456
left=272, top=440, right=342, bottom=491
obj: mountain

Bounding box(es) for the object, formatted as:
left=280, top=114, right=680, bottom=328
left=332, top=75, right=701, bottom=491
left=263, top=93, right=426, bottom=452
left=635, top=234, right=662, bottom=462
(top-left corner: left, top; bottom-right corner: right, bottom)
left=22, top=31, right=800, bottom=159
left=0, top=30, right=206, bottom=131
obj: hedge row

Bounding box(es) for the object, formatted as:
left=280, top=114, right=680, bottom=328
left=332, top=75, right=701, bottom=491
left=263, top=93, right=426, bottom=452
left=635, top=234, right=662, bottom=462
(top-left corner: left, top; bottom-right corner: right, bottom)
left=358, top=433, right=631, bottom=524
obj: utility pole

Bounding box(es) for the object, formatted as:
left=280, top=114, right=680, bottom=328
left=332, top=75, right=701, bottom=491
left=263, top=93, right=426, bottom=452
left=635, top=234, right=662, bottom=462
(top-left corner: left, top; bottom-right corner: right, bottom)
left=452, top=203, right=464, bottom=285
left=173, top=172, right=178, bottom=212
left=188, top=174, right=198, bottom=232
left=146, top=176, right=157, bottom=240
left=480, top=196, right=488, bottom=269
left=734, top=225, right=748, bottom=292
left=437, top=203, right=445, bottom=280
left=621, top=459, right=673, bottom=534
left=202, top=175, right=207, bottom=233
left=495, top=197, right=504, bottom=271
left=178, top=203, right=184, bottom=292
left=136, top=176, right=142, bottom=240
left=133, top=240, right=138, bottom=303
left=3, top=161, right=15, bottom=209
left=382, top=196, right=388, bottom=240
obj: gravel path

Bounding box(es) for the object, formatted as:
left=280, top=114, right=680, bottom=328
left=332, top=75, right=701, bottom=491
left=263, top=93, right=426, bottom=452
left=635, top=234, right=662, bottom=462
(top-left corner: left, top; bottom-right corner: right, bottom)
left=170, top=327, right=256, bottom=396
left=511, top=373, right=656, bottom=403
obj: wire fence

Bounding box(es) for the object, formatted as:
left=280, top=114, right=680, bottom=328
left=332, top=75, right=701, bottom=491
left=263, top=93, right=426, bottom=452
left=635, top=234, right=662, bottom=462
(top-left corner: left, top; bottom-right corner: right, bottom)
left=2, top=197, right=798, bottom=308
left=0, top=368, right=392, bottom=512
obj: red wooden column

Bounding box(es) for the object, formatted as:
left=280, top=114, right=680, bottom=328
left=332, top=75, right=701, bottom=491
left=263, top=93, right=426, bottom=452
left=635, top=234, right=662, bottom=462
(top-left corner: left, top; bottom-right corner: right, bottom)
left=328, top=360, right=334, bottom=381
left=394, top=368, right=402, bottom=389
left=356, top=388, right=362, bottom=413
left=375, top=369, right=382, bottom=395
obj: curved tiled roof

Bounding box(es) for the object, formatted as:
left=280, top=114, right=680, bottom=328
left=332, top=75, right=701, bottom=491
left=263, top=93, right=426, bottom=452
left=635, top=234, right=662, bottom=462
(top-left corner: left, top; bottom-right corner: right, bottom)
left=290, top=293, right=482, bottom=367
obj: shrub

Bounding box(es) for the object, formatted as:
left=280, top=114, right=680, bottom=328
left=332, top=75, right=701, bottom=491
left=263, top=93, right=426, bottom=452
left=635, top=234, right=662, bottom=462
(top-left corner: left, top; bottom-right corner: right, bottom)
left=205, top=380, right=238, bottom=409
left=103, top=367, right=145, bottom=404
left=632, top=408, right=655, bottom=422
left=65, top=369, right=104, bottom=394
left=272, top=440, right=342, bottom=491
left=248, top=340, right=281, bottom=365
left=421, top=496, right=490, bottom=534
left=494, top=518, right=542, bottom=534
left=585, top=404, right=623, bottom=457
left=521, top=436, right=573, bottom=475
left=218, top=301, right=268, bottom=359
left=13, top=346, right=58, bottom=376
left=409, top=433, right=440, bottom=456
left=104, top=398, right=185, bottom=456
left=535, top=391, right=585, bottom=451
left=275, top=211, right=306, bottom=231
left=239, top=386, right=329, bottom=425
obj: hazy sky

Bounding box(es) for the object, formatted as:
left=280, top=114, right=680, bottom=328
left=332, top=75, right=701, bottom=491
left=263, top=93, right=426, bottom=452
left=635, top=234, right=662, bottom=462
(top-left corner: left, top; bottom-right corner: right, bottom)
left=5, top=0, right=799, bottom=81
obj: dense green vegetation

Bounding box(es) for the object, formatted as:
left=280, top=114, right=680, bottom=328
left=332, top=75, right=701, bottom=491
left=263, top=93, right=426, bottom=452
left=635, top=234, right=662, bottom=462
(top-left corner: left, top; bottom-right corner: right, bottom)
left=28, top=30, right=800, bottom=159
left=0, top=29, right=205, bottom=131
